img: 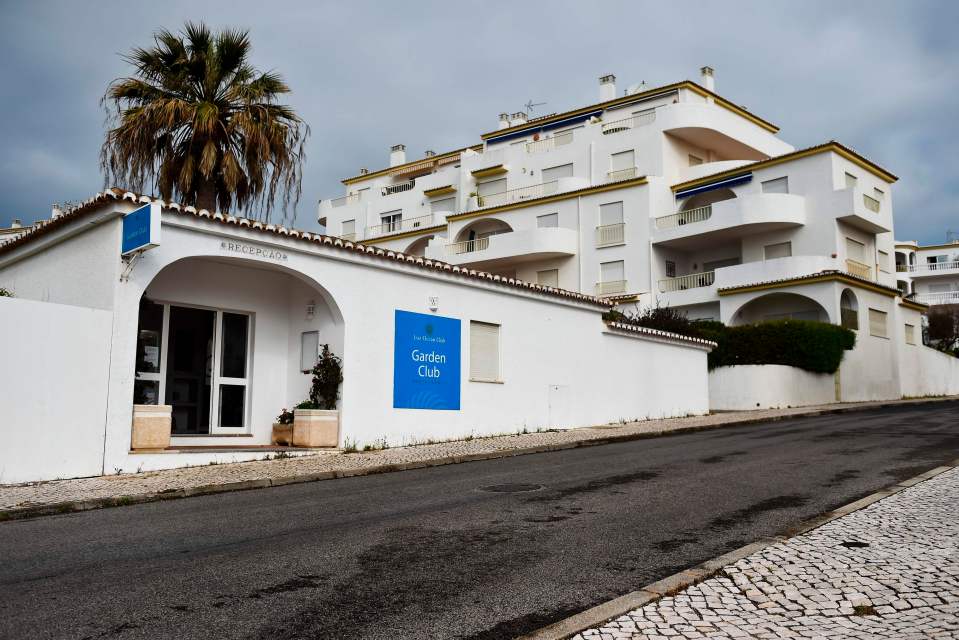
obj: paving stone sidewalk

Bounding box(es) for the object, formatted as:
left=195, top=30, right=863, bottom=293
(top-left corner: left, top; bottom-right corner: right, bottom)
left=574, top=466, right=959, bottom=640
left=0, top=397, right=954, bottom=516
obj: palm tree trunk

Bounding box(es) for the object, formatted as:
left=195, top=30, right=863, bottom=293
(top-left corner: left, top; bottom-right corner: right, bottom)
left=195, top=179, right=217, bottom=212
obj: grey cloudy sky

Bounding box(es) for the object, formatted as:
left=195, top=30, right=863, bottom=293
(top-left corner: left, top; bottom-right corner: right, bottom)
left=0, top=0, right=956, bottom=243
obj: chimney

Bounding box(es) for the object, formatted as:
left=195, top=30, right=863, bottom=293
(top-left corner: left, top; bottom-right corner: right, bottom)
left=359, top=167, right=369, bottom=175
left=700, top=66, right=715, bottom=92
left=509, top=111, right=528, bottom=127
left=11, top=218, right=22, bottom=228
left=599, top=74, right=616, bottom=101
left=390, top=144, right=406, bottom=167
left=51, top=203, right=64, bottom=219
left=498, top=112, right=510, bottom=130
left=424, top=149, right=436, bottom=158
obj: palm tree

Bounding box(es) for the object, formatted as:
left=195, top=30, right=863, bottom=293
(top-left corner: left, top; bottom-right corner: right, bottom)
left=101, top=22, right=309, bottom=223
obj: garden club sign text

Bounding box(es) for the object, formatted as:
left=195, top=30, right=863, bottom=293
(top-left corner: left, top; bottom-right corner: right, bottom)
left=220, top=241, right=288, bottom=262
left=393, top=310, right=461, bottom=410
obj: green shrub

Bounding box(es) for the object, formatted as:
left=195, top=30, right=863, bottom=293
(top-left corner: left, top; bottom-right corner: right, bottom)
left=603, top=305, right=703, bottom=338
left=705, top=319, right=855, bottom=374
left=0, top=287, right=12, bottom=297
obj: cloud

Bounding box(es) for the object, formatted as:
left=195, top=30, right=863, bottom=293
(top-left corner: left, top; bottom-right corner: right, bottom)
left=0, top=0, right=956, bottom=243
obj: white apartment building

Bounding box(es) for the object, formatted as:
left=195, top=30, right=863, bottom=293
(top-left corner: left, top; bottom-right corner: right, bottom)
left=895, top=238, right=959, bottom=307
left=319, top=68, right=914, bottom=330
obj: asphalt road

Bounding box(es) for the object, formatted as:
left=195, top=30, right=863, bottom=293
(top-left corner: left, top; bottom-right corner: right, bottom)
left=1, top=402, right=958, bottom=640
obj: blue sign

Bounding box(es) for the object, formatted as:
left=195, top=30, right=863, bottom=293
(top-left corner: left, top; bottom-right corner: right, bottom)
left=393, top=310, right=461, bottom=410
left=121, top=203, right=160, bottom=255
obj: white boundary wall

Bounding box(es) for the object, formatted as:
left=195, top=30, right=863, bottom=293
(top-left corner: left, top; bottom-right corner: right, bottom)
left=0, top=297, right=113, bottom=483
left=709, top=365, right=835, bottom=411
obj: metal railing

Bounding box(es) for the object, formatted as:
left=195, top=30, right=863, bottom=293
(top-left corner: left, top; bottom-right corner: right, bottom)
left=658, top=271, right=715, bottom=293
left=606, top=167, right=637, bottom=182
left=596, top=280, right=627, bottom=296
left=331, top=192, right=362, bottom=208
left=366, top=213, right=435, bottom=238
left=478, top=180, right=559, bottom=209
left=915, top=291, right=959, bottom=305
left=600, top=109, right=656, bottom=135
left=382, top=179, right=416, bottom=196
left=846, top=258, right=873, bottom=280
left=654, top=205, right=713, bottom=230
left=596, top=223, right=625, bottom=247
left=526, top=131, right=573, bottom=154
left=863, top=194, right=881, bottom=213
left=446, top=237, right=490, bottom=255
left=898, top=260, right=959, bottom=273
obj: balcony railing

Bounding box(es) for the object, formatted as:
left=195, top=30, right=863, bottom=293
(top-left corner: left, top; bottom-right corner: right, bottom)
left=863, top=194, right=881, bottom=213
left=366, top=213, right=435, bottom=238
left=606, top=167, right=638, bottom=182
left=596, top=280, right=627, bottom=296
left=846, top=258, right=873, bottom=280
left=331, top=192, right=362, bottom=208
left=658, top=271, right=715, bottom=293
left=526, top=131, right=573, bottom=154
left=382, top=179, right=416, bottom=196
left=596, top=223, right=625, bottom=247
left=915, top=291, right=959, bottom=305
left=478, top=180, right=559, bottom=209
left=601, top=109, right=656, bottom=135
left=446, top=237, right=490, bottom=255
left=655, top=205, right=713, bottom=230
left=897, top=260, right=959, bottom=273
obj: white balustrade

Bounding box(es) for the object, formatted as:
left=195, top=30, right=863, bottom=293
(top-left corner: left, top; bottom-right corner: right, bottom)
left=658, top=271, right=715, bottom=293
left=654, top=205, right=713, bottom=230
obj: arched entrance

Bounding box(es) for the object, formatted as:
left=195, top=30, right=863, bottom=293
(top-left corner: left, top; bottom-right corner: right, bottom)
left=133, top=256, right=344, bottom=439
left=729, top=292, right=829, bottom=326
left=454, top=218, right=513, bottom=244
left=405, top=235, right=433, bottom=257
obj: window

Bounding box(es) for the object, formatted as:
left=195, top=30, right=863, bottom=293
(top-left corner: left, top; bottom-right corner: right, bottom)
left=599, top=201, right=624, bottom=226
left=905, top=324, right=916, bottom=345
left=470, top=321, right=500, bottom=382
left=537, top=213, right=559, bottom=228
left=688, top=154, right=703, bottom=166
left=877, top=250, right=890, bottom=273
left=764, top=241, right=792, bottom=260
left=610, top=150, right=635, bottom=171
left=430, top=197, right=456, bottom=214
left=601, top=260, right=625, bottom=283
left=477, top=178, right=506, bottom=197
left=542, top=163, right=574, bottom=183
left=845, top=172, right=858, bottom=189
left=761, top=177, right=789, bottom=194
left=536, top=269, right=559, bottom=287
left=300, top=331, right=319, bottom=373
left=380, top=210, right=402, bottom=232
left=342, top=219, right=355, bottom=237
left=874, top=187, right=884, bottom=199
left=868, top=308, right=888, bottom=338
left=665, top=260, right=676, bottom=278
left=840, top=289, right=858, bottom=330
left=846, top=237, right=866, bottom=262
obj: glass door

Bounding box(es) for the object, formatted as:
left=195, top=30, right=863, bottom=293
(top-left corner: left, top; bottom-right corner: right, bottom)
left=212, top=311, right=251, bottom=432
left=165, top=306, right=216, bottom=434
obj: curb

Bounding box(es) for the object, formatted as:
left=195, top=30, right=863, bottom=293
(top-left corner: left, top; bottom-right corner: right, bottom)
left=1, top=397, right=957, bottom=523
left=516, top=462, right=959, bottom=640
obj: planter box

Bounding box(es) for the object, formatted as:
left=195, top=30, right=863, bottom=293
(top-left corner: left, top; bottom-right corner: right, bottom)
left=292, top=409, right=340, bottom=448
left=271, top=422, right=294, bottom=446
left=131, top=404, right=172, bottom=451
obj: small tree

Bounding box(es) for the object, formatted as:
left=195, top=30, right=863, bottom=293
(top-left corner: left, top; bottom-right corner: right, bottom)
left=307, top=344, right=343, bottom=410
left=926, top=306, right=959, bottom=355
left=0, top=287, right=11, bottom=297
left=603, top=303, right=702, bottom=338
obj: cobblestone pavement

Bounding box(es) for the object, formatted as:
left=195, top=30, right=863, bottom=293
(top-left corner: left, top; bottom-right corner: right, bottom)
left=575, top=466, right=959, bottom=640
left=0, top=398, right=952, bottom=515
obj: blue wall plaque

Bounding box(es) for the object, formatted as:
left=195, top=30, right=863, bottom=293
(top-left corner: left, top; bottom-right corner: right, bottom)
left=393, top=310, right=461, bottom=410
left=121, top=203, right=160, bottom=255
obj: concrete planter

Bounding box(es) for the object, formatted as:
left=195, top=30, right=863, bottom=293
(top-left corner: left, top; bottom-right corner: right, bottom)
left=131, top=404, right=172, bottom=451
left=271, top=422, right=294, bottom=446
left=292, top=409, right=339, bottom=448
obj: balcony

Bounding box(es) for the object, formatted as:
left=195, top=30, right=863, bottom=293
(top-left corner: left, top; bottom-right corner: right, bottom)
left=526, top=131, right=573, bottom=154
left=915, top=291, right=959, bottom=306
left=658, top=271, right=716, bottom=293
left=596, top=280, right=628, bottom=296
left=827, top=186, right=892, bottom=234
left=652, top=193, right=806, bottom=249
left=601, top=109, right=656, bottom=135
left=845, top=259, right=873, bottom=281
left=330, top=192, right=362, bottom=208
left=382, top=179, right=416, bottom=196
left=898, top=260, right=959, bottom=276
left=476, top=180, right=560, bottom=209
left=606, top=167, right=638, bottom=183
left=366, top=213, right=438, bottom=239
left=428, top=227, right=578, bottom=268
left=595, top=223, right=625, bottom=247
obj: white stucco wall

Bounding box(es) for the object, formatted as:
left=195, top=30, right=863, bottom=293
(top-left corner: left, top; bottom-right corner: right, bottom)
left=708, top=364, right=835, bottom=410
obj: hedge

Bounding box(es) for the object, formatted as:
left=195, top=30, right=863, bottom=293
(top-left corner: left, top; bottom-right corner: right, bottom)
left=695, top=319, right=856, bottom=374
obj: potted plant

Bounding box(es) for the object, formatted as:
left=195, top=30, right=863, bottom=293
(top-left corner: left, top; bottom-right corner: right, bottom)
left=467, top=191, right=481, bottom=210
left=271, top=408, right=294, bottom=445
left=131, top=403, right=172, bottom=450
left=293, top=344, right=343, bottom=447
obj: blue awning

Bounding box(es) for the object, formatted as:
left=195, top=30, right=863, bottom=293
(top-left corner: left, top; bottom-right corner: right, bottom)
left=486, top=110, right=603, bottom=144
left=675, top=173, right=752, bottom=199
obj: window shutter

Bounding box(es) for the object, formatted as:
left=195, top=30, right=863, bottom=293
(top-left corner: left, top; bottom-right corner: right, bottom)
left=537, top=269, right=559, bottom=287
left=877, top=250, right=889, bottom=273
left=904, top=324, right=916, bottom=345
left=868, top=308, right=887, bottom=338
left=470, top=321, right=500, bottom=381
left=477, top=178, right=506, bottom=197
left=601, top=260, right=625, bottom=282
left=537, top=213, right=559, bottom=228
left=764, top=241, right=792, bottom=260
left=846, top=238, right=866, bottom=262
left=430, top=197, right=456, bottom=214
left=845, top=172, right=858, bottom=189
left=342, top=220, right=355, bottom=235
left=610, top=150, right=635, bottom=172
left=542, top=163, right=574, bottom=182
left=599, top=202, right=624, bottom=226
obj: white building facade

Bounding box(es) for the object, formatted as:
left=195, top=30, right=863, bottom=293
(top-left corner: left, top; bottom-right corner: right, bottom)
left=894, top=238, right=959, bottom=307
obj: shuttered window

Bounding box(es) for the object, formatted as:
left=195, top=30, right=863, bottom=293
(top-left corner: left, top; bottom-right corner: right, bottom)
left=477, top=178, right=506, bottom=197
left=764, top=241, right=792, bottom=260
left=869, top=308, right=888, bottom=338
left=600, top=260, right=625, bottom=283
left=470, top=321, right=501, bottom=382
left=845, top=172, right=858, bottom=189
left=542, top=163, right=574, bottom=182
left=610, top=150, right=635, bottom=171
left=905, top=324, right=916, bottom=345
left=599, top=202, right=624, bottom=226
left=342, top=219, right=355, bottom=236
left=878, top=250, right=890, bottom=273
left=846, top=237, right=866, bottom=262
left=430, top=197, right=456, bottom=214
left=536, top=269, right=559, bottom=287
left=761, top=177, right=789, bottom=194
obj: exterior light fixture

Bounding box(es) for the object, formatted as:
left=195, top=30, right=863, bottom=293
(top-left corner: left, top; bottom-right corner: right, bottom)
left=306, top=300, right=316, bottom=320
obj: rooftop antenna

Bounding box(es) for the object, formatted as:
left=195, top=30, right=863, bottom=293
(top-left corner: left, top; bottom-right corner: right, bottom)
left=524, top=99, right=547, bottom=116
